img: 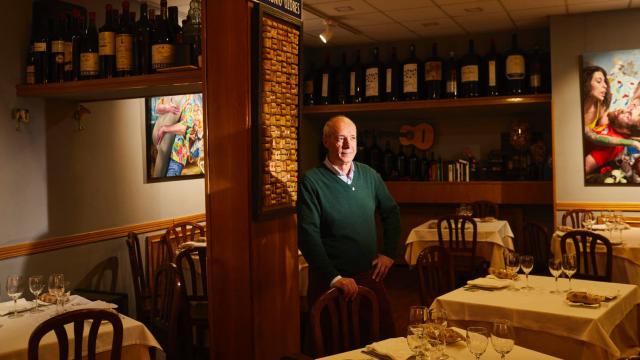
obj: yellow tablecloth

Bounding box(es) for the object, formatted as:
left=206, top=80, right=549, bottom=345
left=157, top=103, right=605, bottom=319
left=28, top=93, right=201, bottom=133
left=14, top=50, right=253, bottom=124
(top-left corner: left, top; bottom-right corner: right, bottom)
left=433, top=275, right=640, bottom=360
left=405, top=219, right=515, bottom=269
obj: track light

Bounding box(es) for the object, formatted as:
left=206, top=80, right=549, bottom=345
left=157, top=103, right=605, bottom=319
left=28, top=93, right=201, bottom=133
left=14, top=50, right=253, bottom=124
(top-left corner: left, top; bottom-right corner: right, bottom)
left=319, top=20, right=334, bottom=44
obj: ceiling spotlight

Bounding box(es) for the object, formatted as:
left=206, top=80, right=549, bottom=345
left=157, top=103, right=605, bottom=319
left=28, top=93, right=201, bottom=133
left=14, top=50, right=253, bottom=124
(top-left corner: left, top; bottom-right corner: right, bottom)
left=319, top=20, right=335, bottom=44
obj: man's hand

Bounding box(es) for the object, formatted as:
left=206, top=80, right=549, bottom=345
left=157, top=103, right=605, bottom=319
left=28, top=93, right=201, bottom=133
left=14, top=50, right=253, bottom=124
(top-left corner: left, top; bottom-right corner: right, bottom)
left=332, top=277, right=358, bottom=300
left=156, top=125, right=167, bottom=145
left=372, top=254, right=394, bottom=282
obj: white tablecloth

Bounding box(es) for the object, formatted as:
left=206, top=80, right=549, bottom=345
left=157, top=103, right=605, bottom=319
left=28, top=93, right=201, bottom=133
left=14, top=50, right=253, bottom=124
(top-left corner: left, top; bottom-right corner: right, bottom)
left=433, top=275, right=640, bottom=360
left=405, top=219, right=515, bottom=268
left=0, top=296, right=161, bottom=360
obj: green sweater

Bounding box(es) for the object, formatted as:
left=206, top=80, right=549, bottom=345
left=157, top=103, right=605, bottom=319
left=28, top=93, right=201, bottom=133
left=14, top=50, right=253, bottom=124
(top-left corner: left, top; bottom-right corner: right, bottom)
left=297, top=162, right=401, bottom=284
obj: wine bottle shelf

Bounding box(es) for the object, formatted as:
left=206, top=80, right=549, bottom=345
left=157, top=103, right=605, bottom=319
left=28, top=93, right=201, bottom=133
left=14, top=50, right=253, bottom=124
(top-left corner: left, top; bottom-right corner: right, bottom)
left=386, top=181, right=552, bottom=205
left=15, top=69, right=202, bottom=102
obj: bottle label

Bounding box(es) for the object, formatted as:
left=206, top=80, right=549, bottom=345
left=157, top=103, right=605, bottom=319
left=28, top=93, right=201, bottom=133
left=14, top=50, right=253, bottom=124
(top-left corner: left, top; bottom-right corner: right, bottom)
left=116, top=34, right=134, bottom=70
left=446, top=80, right=457, bottom=94
left=386, top=68, right=392, bottom=93
left=349, top=72, right=355, bottom=96
left=403, top=63, right=417, bottom=93
left=151, top=44, right=176, bottom=69
left=26, top=65, right=35, bottom=84
left=64, top=42, right=73, bottom=71
left=530, top=74, right=541, bottom=88
left=461, top=65, right=478, bottom=82
left=488, top=60, right=496, bottom=86
left=366, top=68, right=379, bottom=97
left=425, top=61, right=442, bottom=81
left=304, top=80, right=313, bottom=95
left=51, top=40, right=65, bottom=53
left=506, top=55, right=525, bottom=79
left=99, top=32, right=116, bottom=55
left=80, top=52, right=99, bottom=74
left=33, top=42, right=47, bottom=52
left=321, top=73, right=329, bottom=97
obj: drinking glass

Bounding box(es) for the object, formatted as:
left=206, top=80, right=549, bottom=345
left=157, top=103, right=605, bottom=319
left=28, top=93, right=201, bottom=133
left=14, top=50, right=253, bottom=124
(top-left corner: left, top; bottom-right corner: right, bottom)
left=6, top=275, right=24, bottom=319
left=548, top=258, right=562, bottom=294
left=491, top=320, right=515, bottom=359
left=29, top=275, right=44, bottom=313
left=603, top=211, right=615, bottom=239
left=48, top=274, right=65, bottom=314
left=408, top=305, right=428, bottom=326
left=519, top=255, right=534, bottom=290
left=562, top=254, right=577, bottom=291
left=614, top=212, right=625, bottom=242
left=428, top=308, right=448, bottom=359
left=407, top=325, right=426, bottom=359
left=582, top=213, right=595, bottom=230
left=505, top=252, right=520, bottom=291
left=466, top=326, right=489, bottom=360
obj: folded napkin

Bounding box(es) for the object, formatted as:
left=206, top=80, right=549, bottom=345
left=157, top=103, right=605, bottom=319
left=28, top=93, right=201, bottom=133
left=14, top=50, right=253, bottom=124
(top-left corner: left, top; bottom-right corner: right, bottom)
left=467, top=277, right=513, bottom=289
left=0, top=298, right=34, bottom=316
left=364, top=337, right=414, bottom=360
left=591, top=224, right=607, bottom=231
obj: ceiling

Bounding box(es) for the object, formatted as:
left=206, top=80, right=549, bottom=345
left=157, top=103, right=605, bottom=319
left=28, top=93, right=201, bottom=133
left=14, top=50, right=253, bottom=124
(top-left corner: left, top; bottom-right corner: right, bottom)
left=302, top=0, right=640, bottom=46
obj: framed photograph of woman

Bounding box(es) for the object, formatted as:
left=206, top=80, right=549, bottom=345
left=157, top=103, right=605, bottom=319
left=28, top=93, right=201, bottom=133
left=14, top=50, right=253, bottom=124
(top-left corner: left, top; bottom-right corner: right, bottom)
left=145, top=93, right=205, bottom=181
left=580, top=50, right=640, bottom=185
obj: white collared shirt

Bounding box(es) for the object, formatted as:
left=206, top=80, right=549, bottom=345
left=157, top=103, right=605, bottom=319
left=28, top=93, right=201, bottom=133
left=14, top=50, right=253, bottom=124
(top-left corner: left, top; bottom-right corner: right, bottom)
left=323, top=157, right=355, bottom=185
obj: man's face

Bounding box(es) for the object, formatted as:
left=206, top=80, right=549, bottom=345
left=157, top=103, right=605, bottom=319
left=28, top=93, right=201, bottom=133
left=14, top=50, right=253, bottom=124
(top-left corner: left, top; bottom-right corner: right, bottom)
left=323, top=119, right=357, bottom=166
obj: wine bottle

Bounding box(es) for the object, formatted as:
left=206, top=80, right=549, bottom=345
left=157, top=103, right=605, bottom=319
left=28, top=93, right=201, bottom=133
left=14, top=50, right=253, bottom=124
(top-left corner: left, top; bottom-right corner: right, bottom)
left=335, top=52, right=349, bottom=105
left=149, top=9, right=156, bottom=28
left=396, top=145, right=407, bottom=179
left=151, top=0, right=175, bottom=71
left=384, top=47, right=401, bottom=102
left=460, top=40, right=480, bottom=97
left=355, top=131, right=368, bottom=165
left=365, top=47, right=383, bottom=103
left=382, top=141, right=396, bottom=180
left=303, top=62, right=315, bottom=106
left=349, top=50, right=364, bottom=103
left=528, top=45, right=542, bottom=94
left=71, top=11, right=83, bottom=81
left=80, top=12, right=100, bottom=80
left=418, top=151, right=429, bottom=181
left=505, top=33, right=526, bottom=95
left=33, top=13, right=49, bottom=84
left=99, top=4, right=116, bottom=78
left=408, top=146, right=419, bottom=180
left=135, top=2, right=151, bottom=75
left=424, top=43, right=443, bottom=99
left=26, top=45, right=36, bottom=85
left=63, top=14, right=74, bottom=81
left=484, top=38, right=500, bottom=96
left=403, top=44, right=421, bottom=100
left=317, top=52, right=333, bottom=105
left=50, top=16, right=66, bottom=83
left=116, top=1, right=134, bottom=77
left=168, top=6, right=184, bottom=44
left=368, top=132, right=383, bottom=174
left=444, top=52, right=458, bottom=99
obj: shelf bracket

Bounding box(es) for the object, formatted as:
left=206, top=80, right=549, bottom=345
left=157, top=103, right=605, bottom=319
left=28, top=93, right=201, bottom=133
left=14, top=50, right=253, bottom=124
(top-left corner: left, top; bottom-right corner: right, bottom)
left=11, top=108, right=30, bottom=131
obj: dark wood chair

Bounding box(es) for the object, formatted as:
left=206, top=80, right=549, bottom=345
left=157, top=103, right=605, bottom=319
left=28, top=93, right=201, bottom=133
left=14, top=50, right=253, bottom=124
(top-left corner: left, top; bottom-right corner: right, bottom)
left=471, top=200, right=499, bottom=218
left=125, top=232, right=151, bottom=324
left=437, top=215, right=479, bottom=283
left=416, top=245, right=455, bottom=307
left=521, top=221, right=550, bottom=275
left=150, top=263, right=186, bottom=360
left=28, top=309, right=123, bottom=360
left=145, top=234, right=172, bottom=296
left=176, top=247, right=209, bottom=358
left=560, top=230, right=613, bottom=282
left=163, top=221, right=206, bottom=257
left=561, top=209, right=594, bottom=229
left=309, top=286, right=380, bottom=358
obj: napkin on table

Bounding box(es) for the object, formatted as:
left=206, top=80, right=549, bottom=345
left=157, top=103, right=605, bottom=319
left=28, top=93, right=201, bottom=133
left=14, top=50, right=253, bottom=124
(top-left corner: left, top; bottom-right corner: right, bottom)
left=364, top=337, right=414, bottom=360
left=466, top=277, right=513, bottom=289
left=0, top=298, right=33, bottom=316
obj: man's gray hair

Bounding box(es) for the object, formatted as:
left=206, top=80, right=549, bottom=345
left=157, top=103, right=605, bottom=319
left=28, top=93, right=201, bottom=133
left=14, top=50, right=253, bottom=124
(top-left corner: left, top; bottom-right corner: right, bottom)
left=322, top=115, right=356, bottom=140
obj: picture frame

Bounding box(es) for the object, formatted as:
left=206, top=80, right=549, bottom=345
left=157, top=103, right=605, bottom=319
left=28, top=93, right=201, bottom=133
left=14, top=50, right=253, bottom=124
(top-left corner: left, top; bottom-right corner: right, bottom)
left=145, top=93, right=205, bottom=182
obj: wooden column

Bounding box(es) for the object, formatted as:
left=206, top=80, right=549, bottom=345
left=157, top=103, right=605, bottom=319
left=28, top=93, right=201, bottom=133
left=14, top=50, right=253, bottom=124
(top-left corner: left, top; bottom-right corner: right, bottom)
left=203, top=1, right=299, bottom=359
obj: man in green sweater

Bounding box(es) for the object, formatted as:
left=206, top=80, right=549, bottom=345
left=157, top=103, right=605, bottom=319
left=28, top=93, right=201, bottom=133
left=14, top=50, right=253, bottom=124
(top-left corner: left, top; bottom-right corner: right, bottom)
left=298, top=115, right=401, bottom=338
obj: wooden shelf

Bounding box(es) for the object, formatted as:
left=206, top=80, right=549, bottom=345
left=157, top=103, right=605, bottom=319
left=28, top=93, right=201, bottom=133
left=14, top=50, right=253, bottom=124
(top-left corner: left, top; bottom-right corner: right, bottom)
left=16, top=70, right=203, bottom=101
left=386, top=181, right=552, bottom=205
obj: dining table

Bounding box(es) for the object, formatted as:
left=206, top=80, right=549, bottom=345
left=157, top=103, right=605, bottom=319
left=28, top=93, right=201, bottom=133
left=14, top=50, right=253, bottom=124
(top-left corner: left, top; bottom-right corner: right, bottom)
left=0, top=295, right=161, bottom=360
left=551, top=225, right=640, bottom=284
left=433, top=275, right=640, bottom=360
left=404, top=218, right=515, bottom=269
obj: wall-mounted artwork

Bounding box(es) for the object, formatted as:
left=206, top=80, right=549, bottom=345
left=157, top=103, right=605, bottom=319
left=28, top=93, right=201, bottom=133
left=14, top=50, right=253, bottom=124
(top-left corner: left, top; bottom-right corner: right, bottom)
left=581, top=50, right=640, bottom=185
left=146, top=93, right=205, bottom=182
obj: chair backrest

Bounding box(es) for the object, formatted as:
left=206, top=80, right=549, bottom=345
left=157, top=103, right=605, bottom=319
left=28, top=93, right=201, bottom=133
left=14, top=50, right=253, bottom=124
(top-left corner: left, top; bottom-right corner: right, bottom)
left=471, top=200, right=499, bottom=218
left=164, top=221, right=206, bottom=256
left=437, top=216, right=478, bottom=252
left=150, top=263, right=183, bottom=360
left=560, top=230, right=613, bottom=282
left=561, top=209, right=594, bottom=229
left=28, top=309, right=123, bottom=360
left=416, top=245, right=454, bottom=307
left=145, top=234, right=172, bottom=295
left=125, top=232, right=148, bottom=322
left=309, top=286, right=380, bottom=358
left=521, top=221, right=550, bottom=272
left=176, top=247, right=208, bottom=301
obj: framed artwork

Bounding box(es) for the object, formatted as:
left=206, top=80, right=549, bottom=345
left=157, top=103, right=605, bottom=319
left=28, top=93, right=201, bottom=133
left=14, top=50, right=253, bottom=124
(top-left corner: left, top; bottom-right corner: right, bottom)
left=145, top=93, right=205, bottom=182
left=581, top=49, right=640, bottom=185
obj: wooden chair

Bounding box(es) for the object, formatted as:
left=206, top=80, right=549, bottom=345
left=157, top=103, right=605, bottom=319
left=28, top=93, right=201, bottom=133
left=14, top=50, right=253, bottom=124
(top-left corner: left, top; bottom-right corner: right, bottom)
left=560, top=230, right=613, bottom=282
left=125, top=232, right=151, bottom=324
left=471, top=200, right=499, bottom=218
left=437, top=215, right=479, bottom=283
left=163, top=221, right=206, bottom=257
left=176, top=247, right=209, bottom=358
left=521, top=221, right=550, bottom=275
left=309, top=286, right=380, bottom=358
left=561, top=209, right=594, bottom=229
left=28, top=309, right=123, bottom=360
left=145, top=234, right=172, bottom=296
left=150, top=263, right=185, bottom=360
left=416, top=245, right=455, bottom=307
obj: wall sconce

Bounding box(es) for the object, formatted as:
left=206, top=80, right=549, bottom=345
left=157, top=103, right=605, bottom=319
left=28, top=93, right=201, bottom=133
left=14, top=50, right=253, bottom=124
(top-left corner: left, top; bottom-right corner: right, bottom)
left=73, top=105, right=91, bottom=131
left=319, top=20, right=334, bottom=44
left=11, top=108, right=30, bottom=131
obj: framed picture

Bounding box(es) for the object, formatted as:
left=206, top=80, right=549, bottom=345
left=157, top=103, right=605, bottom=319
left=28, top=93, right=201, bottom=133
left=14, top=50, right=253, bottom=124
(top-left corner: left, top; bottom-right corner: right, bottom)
left=581, top=49, right=640, bottom=185
left=145, top=93, right=205, bottom=182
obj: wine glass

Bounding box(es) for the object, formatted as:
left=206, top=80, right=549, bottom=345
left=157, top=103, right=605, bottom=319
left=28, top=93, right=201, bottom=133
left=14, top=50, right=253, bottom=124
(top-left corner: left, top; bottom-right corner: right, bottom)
left=466, top=326, right=489, bottom=360
left=614, top=211, right=625, bottom=242
left=428, top=308, right=448, bottom=359
left=519, top=255, right=534, bottom=290
left=505, top=252, right=520, bottom=291
left=407, top=325, right=426, bottom=359
left=48, top=274, right=65, bottom=314
left=29, top=275, right=44, bottom=313
left=582, top=213, right=595, bottom=230
left=6, top=275, right=24, bottom=319
left=562, top=254, right=577, bottom=292
left=548, top=258, right=562, bottom=294
left=408, top=305, right=428, bottom=326
left=604, top=211, right=615, bottom=239
left=491, top=320, right=515, bottom=359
